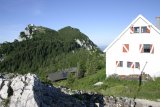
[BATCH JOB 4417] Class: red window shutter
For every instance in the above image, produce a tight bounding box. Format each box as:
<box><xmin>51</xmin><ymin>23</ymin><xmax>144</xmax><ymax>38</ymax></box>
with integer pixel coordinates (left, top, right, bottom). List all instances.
<box><xmin>123</xmin><ymin>44</ymin><xmax>129</xmax><ymax>52</ymax></box>
<box><xmin>132</xmin><ymin>64</ymin><xmax>134</xmax><ymax>68</ymax></box>
<box><xmin>130</xmin><ymin>26</ymin><xmax>134</xmax><ymax>34</ymax></box>
<box><xmin>139</xmin><ymin>44</ymin><xmax>144</xmax><ymax>53</ymax></box>
<box><xmin>123</xmin><ymin>47</ymin><xmax>127</xmax><ymax>52</ymax></box>
<box><xmin>131</xmin><ymin>62</ymin><xmax>134</xmax><ymax>68</ymax></box>
<box><xmin>116</xmin><ymin>61</ymin><xmax>119</xmax><ymax>67</ymax></box>
<box><xmin>146</xmin><ymin>25</ymin><xmax>150</xmax><ymax>33</ymax></box>
<box><xmin>125</xmin><ymin>44</ymin><xmax>129</xmax><ymax>51</ymax></box>
<box><xmin>150</xmin><ymin>44</ymin><xmax>154</xmax><ymax>54</ymax></box>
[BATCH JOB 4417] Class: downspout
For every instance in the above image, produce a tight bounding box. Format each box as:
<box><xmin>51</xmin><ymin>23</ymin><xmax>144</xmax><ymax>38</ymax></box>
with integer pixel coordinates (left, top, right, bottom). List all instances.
<box><xmin>139</xmin><ymin>61</ymin><xmax>147</xmax><ymax>86</ymax></box>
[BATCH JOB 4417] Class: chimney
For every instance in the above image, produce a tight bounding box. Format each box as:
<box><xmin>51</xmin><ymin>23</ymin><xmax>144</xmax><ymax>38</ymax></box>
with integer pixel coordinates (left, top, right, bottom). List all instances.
<box><xmin>156</xmin><ymin>16</ymin><xmax>160</xmax><ymax>30</ymax></box>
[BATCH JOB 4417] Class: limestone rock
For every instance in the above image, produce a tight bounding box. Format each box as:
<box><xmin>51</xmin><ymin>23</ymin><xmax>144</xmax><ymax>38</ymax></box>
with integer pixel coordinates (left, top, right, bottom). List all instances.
<box><xmin>94</xmin><ymin>82</ymin><xmax>103</xmax><ymax>86</ymax></box>
<box><xmin>0</xmin><ymin>80</ymin><xmax>10</xmax><ymax>99</ymax></box>
<box><xmin>9</xmin><ymin>74</ymin><xmax>38</xmax><ymax>107</ymax></box>
<box><xmin>0</xmin><ymin>73</ymin><xmax>84</xmax><ymax>107</ymax></box>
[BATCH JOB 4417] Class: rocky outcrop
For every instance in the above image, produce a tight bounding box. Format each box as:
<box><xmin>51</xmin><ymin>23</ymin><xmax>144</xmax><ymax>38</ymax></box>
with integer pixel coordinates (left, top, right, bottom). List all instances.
<box><xmin>60</xmin><ymin>86</ymin><xmax>104</xmax><ymax>107</ymax></box>
<box><xmin>0</xmin><ymin>73</ymin><xmax>83</xmax><ymax>107</ymax></box>
<box><xmin>0</xmin><ymin>73</ymin><xmax>159</xmax><ymax>107</ymax></box>
<box><xmin>58</xmin><ymin>86</ymin><xmax>135</xmax><ymax>107</ymax></box>
<box><xmin>59</xmin><ymin>86</ymin><xmax>160</xmax><ymax>107</ymax></box>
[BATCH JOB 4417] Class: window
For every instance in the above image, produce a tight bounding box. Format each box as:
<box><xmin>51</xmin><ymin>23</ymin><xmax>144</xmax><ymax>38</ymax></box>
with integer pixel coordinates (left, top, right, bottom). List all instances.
<box><xmin>143</xmin><ymin>44</ymin><xmax>150</xmax><ymax>53</ymax></box>
<box><xmin>141</xmin><ymin>26</ymin><xmax>150</xmax><ymax>33</ymax></box>
<box><xmin>134</xmin><ymin>27</ymin><xmax>140</xmax><ymax>33</ymax></box>
<box><xmin>127</xmin><ymin>62</ymin><xmax>134</xmax><ymax>68</ymax></box>
<box><xmin>116</xmin><ymin>61</ymin><xmax>123</xmax><ymax>67</ymax></box>
<box><xmin>141</xmin><ymin>26</ymin><xmax>147</xmax><ymax>33</ymax></box>
<box><xmin>127</xmin><ymin>62</ymin><xmax>132</xmax><ymax>68</ymax></box>
<box><xmin>135</xmin><ymin>62</ymin><xmax>140</xmax><ymax>69</ymax></box>
<box><xmin>119</xmin><ymin>61</ymin><xmax>123</xmax><ymax>67</ymax></box>
<box><xmin>127</xmin><ymin>62</ymin><xmax>140</xmax><ymax>69</ymax></box>
<box><xmin>139</xmin><ymin>44</ymin><xmax>154</xmax><ymax>53</ymax></box>
<box><xmin>130</xmin><ymin>26</ymin><xmax>150</xmax><ymax>34</ymax></box>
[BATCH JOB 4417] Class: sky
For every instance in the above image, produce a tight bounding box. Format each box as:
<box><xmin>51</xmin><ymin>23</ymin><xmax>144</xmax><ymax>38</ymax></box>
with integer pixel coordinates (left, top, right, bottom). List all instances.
<box><xmin>0</xmin><ymin>0</ymin><xmax>160</xmax><ymax>47</ymax></box>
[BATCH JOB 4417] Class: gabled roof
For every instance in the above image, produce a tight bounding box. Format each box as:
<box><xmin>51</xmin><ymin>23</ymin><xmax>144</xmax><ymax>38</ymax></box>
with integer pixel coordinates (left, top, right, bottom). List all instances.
<box><xmin>103</xmin><ymin>14</ymin><xmax>160</xmax><ymax>52</ymax></box>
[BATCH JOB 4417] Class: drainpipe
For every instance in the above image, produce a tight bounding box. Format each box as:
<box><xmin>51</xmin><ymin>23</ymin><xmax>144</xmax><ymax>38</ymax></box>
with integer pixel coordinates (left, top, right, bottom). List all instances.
<box><xmin>139</xmin><ymin>61</ymin><xmax>147</xmax><ymax>86</ymax></box>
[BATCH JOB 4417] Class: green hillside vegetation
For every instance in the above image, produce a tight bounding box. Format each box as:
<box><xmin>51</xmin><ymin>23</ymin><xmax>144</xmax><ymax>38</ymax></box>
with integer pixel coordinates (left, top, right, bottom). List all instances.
<box><xmin>55</xmin><ymin>69</ymin><xmax>160</xmax><ymax>100</ymax></box>
<box><xmin>0</xmin><ymin>24</ymin><xmax>104</xmax><ymax>80</ymax></box>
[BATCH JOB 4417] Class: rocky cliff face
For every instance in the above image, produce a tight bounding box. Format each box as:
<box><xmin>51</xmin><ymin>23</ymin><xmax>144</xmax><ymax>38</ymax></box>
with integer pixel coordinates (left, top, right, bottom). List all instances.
<box><xmin>0</xmin><ymin>73</ymin><xmax>83</xmax><ymax>107</ymax></box>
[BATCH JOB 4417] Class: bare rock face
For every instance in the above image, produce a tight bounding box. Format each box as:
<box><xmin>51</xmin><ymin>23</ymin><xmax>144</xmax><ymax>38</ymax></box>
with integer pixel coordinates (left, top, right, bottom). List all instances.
<box><xmin>9</xmin><ymin>74</ymin><xmax>38</xmax><ymax>107</ymax></box>
<box><xmin>0</xmin><ymin>73</ymin><xmax>84</xmax><ymax>107</ymax></box>
<box><xmin>0</xmin><ymin>80</ymin><xmax>10</xmax><ymax>99</ymax></box>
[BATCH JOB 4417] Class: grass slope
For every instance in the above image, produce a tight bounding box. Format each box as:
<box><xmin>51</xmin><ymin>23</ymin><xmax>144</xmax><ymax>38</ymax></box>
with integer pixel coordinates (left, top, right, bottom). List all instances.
<box><xmin>55</xmin><ymin>69</ymin><xmax>160</xmax><ymax>100</ymax></box>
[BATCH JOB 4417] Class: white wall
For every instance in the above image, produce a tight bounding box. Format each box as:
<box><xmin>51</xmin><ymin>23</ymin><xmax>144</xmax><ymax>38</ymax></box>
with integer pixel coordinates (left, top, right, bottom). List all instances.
<box><xmin>106</xmin><ymin>17</ymin><xmax>160</xmax><ymax>77</ymax></box>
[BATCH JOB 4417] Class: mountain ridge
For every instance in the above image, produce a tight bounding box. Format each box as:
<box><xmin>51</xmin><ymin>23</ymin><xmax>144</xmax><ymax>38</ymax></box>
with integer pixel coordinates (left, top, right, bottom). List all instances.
<box><xmin>0</xmin><ymin>24</ymin><xmax>104</xmax><ymax>80</ymax></box>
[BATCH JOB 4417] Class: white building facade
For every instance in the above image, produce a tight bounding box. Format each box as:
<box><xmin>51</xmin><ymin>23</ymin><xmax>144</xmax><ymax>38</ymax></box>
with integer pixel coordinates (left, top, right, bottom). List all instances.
<box><xmin>104</xmin><ymin>15</ymin><xmax>160</xmax><ymax>77</ymax></box>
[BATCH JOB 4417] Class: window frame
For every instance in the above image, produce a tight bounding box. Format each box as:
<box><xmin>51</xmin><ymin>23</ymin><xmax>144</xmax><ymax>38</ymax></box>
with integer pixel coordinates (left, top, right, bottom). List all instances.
<box><xmin>127</xmin><ymin>62</ymin><xmax>132</xmax><ymax>68</ymax></box>
<box><xmin>134</xmin><ymin>27</ymin><xmax>140</xmax><ymax>33</ymax></box>
<box><xmin>116</xmin><ymin>61</ymin><xmax>123</xmax><ymax>67</ymax></box>
<box><xmin>141</xmin><ymin>26</ymin><xmax>147</xmax><ymax>33</ymax></box>
<box><xmin>135</xmin><ymin>62</ymin><xmax>140</xmax><ymax>69</ymax></box>
<box><xmin>143</xmin><ymin>44</ymin><xmax>151</xmax><ymax>53</ymax></box>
